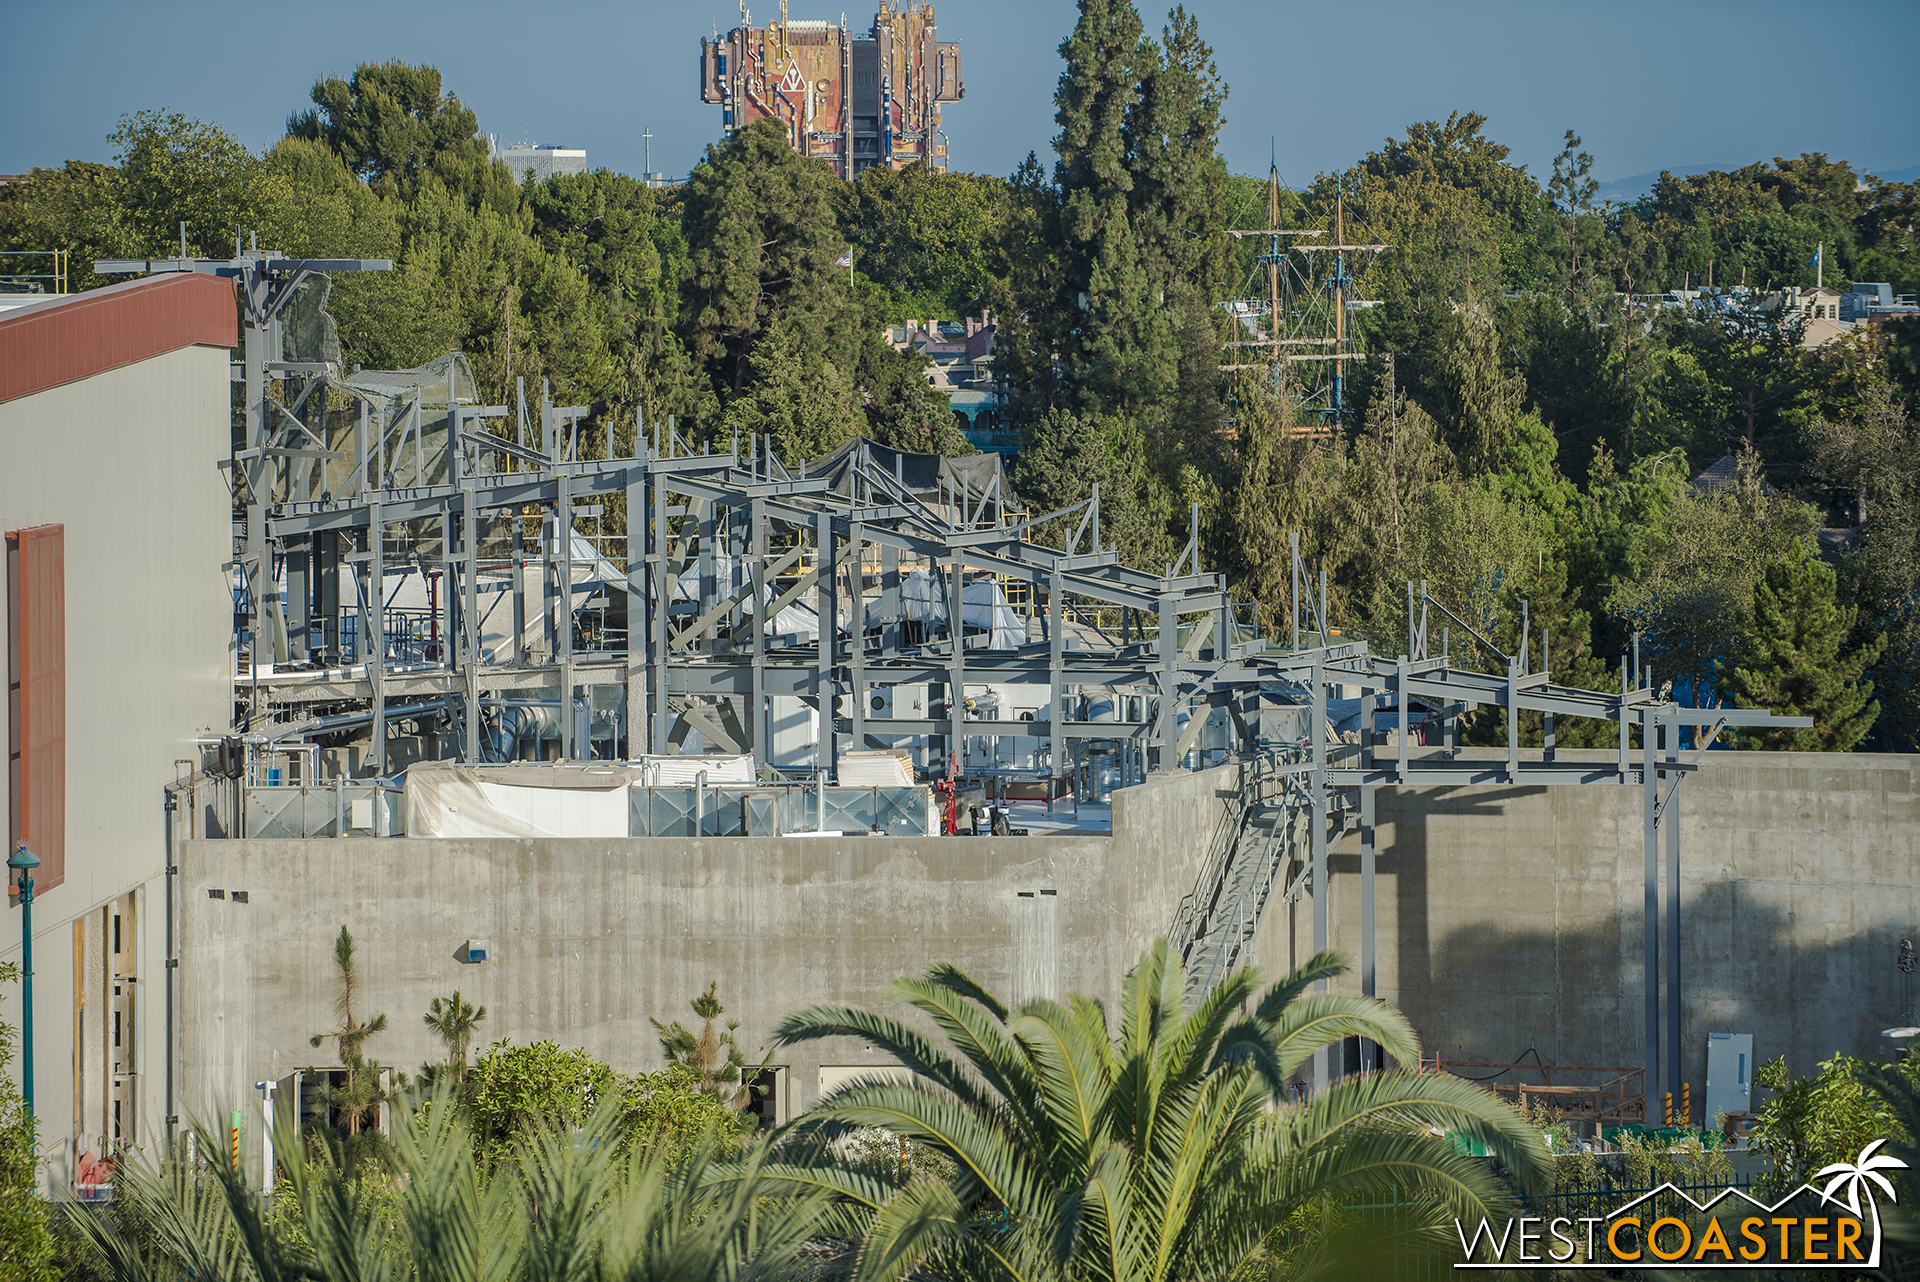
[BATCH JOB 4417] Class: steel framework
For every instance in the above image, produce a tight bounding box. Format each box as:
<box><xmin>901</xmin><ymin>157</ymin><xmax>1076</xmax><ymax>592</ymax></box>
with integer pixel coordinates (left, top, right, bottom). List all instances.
<box><xmin>103</xmin><ymin>245</ymin><xmax>1811</xmax><ymax>1115</ymax></box>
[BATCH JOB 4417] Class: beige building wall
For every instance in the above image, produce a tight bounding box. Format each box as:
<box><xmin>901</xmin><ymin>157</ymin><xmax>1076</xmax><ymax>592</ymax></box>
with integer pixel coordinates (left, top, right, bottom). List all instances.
<box><xmin>0</xmin><ymin>343</ymin><xmax>233</xmax><ymax>1190</ymax></box>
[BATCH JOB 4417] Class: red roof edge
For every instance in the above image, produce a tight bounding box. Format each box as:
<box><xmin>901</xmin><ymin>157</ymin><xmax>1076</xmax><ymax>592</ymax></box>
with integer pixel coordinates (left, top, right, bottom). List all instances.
<box><xmin>0</xmin><ymin>273</ymin><xmax>239</xmax><ymax>406</ymax></box>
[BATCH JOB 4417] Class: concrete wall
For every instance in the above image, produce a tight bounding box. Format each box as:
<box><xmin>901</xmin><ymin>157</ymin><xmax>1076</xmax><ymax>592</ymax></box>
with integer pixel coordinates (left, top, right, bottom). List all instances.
<box><xmin>0</xmin><ymin>344</ymin><xmax>234</xmax><ymax>1185</ymax></box>
<box><xmin>179</xmin><ymin>747</ymin><xmax>1920</xmax><ymax>1145</ymax></box>
<box><xmin>177</xmin><ymin>763</ymin><xmax>1237</xmax><ymax>1134</ymax></box>
<box><xmin>1255</xmin><ymin>749</ymin><xmax>1920</xmax><ymax>1108</ymax></box>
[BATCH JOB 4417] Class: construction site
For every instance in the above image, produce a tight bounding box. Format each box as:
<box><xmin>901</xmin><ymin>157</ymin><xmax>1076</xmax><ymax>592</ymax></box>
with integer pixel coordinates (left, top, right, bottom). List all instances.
<box><xmin>2</xmin><ymin>236</ymin><xmax>1918</xmax><ymax>1197</ymax></box>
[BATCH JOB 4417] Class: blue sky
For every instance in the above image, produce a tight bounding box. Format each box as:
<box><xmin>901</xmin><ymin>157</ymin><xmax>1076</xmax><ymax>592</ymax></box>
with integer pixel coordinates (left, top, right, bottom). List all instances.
<box><xmin>4</xmin><ymin>0</ymin><xmax>1915</xmax><ymax>188</ymax></box>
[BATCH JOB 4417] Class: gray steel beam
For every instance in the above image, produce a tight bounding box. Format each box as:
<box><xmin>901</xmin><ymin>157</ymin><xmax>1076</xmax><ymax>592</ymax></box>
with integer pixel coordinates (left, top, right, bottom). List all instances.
<box><xmin>1644</xmin><ymin>719</ymin><xmax>1659</xmax><ymax>1121</ymax></box>
<box><xmin>1311</xmin><ymin>652</ymin><xmax>1328</xmax><ymax>1094</ymax></box>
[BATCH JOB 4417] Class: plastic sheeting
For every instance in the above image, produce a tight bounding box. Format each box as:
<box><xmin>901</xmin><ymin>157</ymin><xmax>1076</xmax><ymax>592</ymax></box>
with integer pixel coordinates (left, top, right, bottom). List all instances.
<box><xmin>899</xmin><ymin>569</ymin><xmax>1026</xmax><ymax>649</ymax></box>
<box><xmin>635</xmin><ymin>754</ymin><xmax>756</xmax><ymax>786</ymax></box>
<box><xmin>407</xmin><ymin>763</ymin><xmax>638</xmax><ymax>838</ymax></box>
<box><xmin>836</xmin><ymin>749</ymin><xmax>915</xmax><ymax>788</ymax></box>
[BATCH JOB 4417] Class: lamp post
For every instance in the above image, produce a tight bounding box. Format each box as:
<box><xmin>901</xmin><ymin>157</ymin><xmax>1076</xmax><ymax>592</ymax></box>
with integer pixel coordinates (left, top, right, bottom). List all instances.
<box><xmin>8</xmin><ymin>843</ymin><xmax>39</xmax><ymax>1116</ymax></box>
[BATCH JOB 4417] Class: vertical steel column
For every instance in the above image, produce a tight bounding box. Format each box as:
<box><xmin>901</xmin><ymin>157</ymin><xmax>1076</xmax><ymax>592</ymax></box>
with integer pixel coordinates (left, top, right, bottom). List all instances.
<box><xmin>1361</xmin><ymin>784</ymin><xmax>1376</xmax><ymax>1071</ymax></box>
<box><xmin>559</xmin><ymin>467</ymin><xmax>576</xmax><ymax>759</ymax></box>
<box><xmin>949</xmin><ymin>558</ymin><xmax>966</xmax><ymax>778</ymax></box>
<box><xmin>651</xmin><ymin>465</ymin><xmax>669</xmax><ymax>752</ymax></box>
<box><xmin>1643</xmin><ymin>709</ymin><xmax>1659</xmax><ymax>1119</ymax></box>
<box><xmin>1396</xmin><ymin>656</ymin><xmax>1409</xmax><ymax>782</ymax></box>
<box><xmin>368</xmin><ymin>498</ymin><xmax>386</xmax><ymax>773</ymax></box>
<box><xmin>439</xmin><ymin>503</ymin><xmax>454</xmax><ymax>670</ymax></box>
<box><xmin>1049</xmin><ymin>569</ymin><xmax>1065</xmax><ymax>787</ymax></box>
<box><xmin>1360</xmin><ymin>670</ymin><xmax>1378</xmax><ymax>1074</ymax></box>
<box><xmin>626</xmin><ymin>465</ymin><xmax>648</xmax><ymax>761</ymax></box>
<box><xmin>1666</xmin><ymin>715</ymin><xmax>1682</xmax><ymax>1114</ymax></box>
<box><xmin>850</xmin><ymin>522</ymin><xmax>866</xmax><ymax>752</ymax></box>
<box><xmin>751</xmin><ymin>498</ymin><xmax>768</xmax><ymax>765</ymax></box>
<box><xmin>511</xmin><ymin>517</ymin><xmax>525</xmax><ymax>668</ymax></box>
<box><xmin>286</xmin><ymin>541</ymin><xmax>309</xmax><ymax>663</ymax></box>
<box><xmin>815</xmin><ymin>512</ymin><xmax>835</xmax><ymax>781</ymax></box>
<box><xmin>1155</xmin><ymin>588</ymin><xmax>1176</xmax><ymax>773</ymax></box>
<box><xmin>1506</xmin><ymin>659</ymin><xmax>1520</xmax><ymax>784</ymax></box>
<box><xmin>1311</xmin><ymin>652</ymin><xmax>1328</xmax><ymax>1093</ymax></box>
<box><xmin>462</xmin><ymin>482</ymin><xmax>479</xmax><ymax>763</ymax></box>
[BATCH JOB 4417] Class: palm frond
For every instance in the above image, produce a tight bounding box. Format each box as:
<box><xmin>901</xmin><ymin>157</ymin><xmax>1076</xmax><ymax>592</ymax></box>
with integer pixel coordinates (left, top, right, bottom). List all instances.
<box><xmin>1254</xmin><ymin>949</ymin><xmax>1349</xmax><ymax>1023</ymax></box>
<box><xmin>1265</xmin><ymin>992</ymin><xmax>1420</xmax><ymax>1075</ymax></box>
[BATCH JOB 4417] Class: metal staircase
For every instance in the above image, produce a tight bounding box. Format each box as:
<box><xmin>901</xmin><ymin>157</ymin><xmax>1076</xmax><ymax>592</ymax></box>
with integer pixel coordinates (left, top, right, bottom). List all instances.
<box><xmin>1170</xmin><ymin>750</ymin><xmax>1317</xmax><ymax>1005</ymax></box>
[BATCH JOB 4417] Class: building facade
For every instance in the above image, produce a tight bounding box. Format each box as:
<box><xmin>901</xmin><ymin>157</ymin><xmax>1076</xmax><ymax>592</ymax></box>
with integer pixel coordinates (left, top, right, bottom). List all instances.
<box><xmin>1</xmin><ymin>274</ymin><xmax>236</xmax><ymax>1194</ymax></box>
<box><xmin>490</xmin><ymin>138</ymin><xmax>588</xmax><ymax>182</ymax></box>
<box><xmin>700</xmin><ymin>1</ymin><xmax>964</xmax><ymax>177</ymax></box>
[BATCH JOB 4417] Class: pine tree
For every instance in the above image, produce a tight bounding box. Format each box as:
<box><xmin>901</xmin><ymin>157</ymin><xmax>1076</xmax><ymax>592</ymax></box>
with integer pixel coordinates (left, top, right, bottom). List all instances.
<box><xmin>1050</xmin><ymin>0</ymin><xmax>1170</xmax><ymax>416</ymax></box>
<box><xmin>1721</xmin><ymin>555</ymin><xmax>1886</xmax><ymax>751</ymax></box>
<box><xmin>651</xmin><ymin>982</ymin><xmax>763</xmax><ymax>1109</ymax></box>
<box><xmin>679</xmin><ymin>118</ymin><xmax>853</xmax><ymax>410</ymax></box>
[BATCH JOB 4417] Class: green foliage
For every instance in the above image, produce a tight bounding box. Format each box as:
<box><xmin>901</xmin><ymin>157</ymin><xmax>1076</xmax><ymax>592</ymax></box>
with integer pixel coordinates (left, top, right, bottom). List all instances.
<box><xmin>650</xmin><ymin>981</ymin><xmax>759</xmax><ymax>1110</ymax></box>
<box><xmin>463</xmin><ymin>1039</ymin><xmax>618</xmax><ymax>1163</ymax></box>
<box><xmin>834</xmin><ymin>162</ymin><xmax>1005</xmax><ymax>319</ymax></box>
<box><xmin>1752</xmin><ymin>1051</ymin><xmax>1920</xmax><ymax>1195</ymax></box>
<box><xmin>423</xmin><ymin>988</ymin><xmax>487</xmax><ymax>1080</ymax></box>
<box><xmin>287</xmin><ymin>59</ymin><xmax>513</xmax><ymax>213</ymax></box>
<box><xmin>0</xmin><ymin>964</ymin><xmax>52</xmax><ymax>1282</ymax></box>
<box><xmin>1609</xmin><ymin>451</ymin><xmax>1819</xmax><ymax>705</ymax></box>
<box><xmin>63</xmin><ymin>1092</ymin><xmax>825</xmax><ymax>1282</ymax></box>
<box><xmin>621</xmin><ymin>1065</ymin><xmax>755</xmax><ymax>1158</ymax></box>
<box><xmin>1721</xmin><ymin>553</ymin><xmax>1886</xmax><ymax>750</ymax></box>
<box><xmin>678</xmin><ymin>117</ymin><xmax>854</xmax><ymax>408</ymax></box>
<box><xmin>768</xmin><ymin>940</ymin><xmax>1547</xmax><ymax>1279</ymax></box>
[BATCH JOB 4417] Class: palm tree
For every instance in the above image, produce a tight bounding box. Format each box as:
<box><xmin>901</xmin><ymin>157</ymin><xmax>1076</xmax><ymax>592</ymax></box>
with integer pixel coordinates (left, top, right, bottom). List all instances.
<box><xmin>65</xmin><ymin>1089</ymin><xmax>831</xmax><ymax>1282</ymax></box>
<box><xmin>765</xmin><ymin>940</ymin><xmax>1549</xmax><ymax>1281</ymax></box>
<box><xmin>425</xmin><ymin>988</ymin><xmax>488</xmax><ymax>1081</ymax></box>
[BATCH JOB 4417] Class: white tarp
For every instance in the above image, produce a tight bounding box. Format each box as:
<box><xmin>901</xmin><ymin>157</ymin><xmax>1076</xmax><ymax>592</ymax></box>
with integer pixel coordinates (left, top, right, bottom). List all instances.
<box><xmin>406</xmin><ymin>763</ymin><xmax>636</xmax><ymax>837</ymax></box>
<box><xmin>677</xmin><ymin>554</ymin><xmax>820</xmax><ymax>640</ymax></box>
<box><xmin>635</xmin><ymin>754</ymin><xmax>757</xmax><ymax>787</ymax></box>
<box><xmin>900</xmin><ymin>569</ymin><xmax>1025</xmax><ymax>649</ymax></box>
<box><xmin>836</xmin><ymin>749</ymin><xmax>916</xmax><ymax>788</ymax></box>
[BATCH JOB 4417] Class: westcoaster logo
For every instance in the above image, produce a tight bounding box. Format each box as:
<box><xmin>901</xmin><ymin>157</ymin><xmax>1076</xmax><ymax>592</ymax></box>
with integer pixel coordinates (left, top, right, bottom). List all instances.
<box><xmin>1453</xmin><ymin>1140</ymin><xmax>1907</xmax><ymax>1269</ymax></box>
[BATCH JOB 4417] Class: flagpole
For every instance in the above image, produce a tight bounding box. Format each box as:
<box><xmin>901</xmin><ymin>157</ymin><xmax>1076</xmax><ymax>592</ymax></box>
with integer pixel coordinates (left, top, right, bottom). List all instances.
<box><xmin>1817</xmin><ymin>242</ymin><xmax>1823</xmax><ymax>290</ymax></box>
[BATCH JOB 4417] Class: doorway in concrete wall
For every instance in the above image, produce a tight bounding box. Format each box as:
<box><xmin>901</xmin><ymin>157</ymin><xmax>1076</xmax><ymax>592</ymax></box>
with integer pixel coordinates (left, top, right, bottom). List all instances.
<box><xmin>746</xmin><ymin>1066</ymin><xmax>790</xmax><ymax>1130</ymax></box>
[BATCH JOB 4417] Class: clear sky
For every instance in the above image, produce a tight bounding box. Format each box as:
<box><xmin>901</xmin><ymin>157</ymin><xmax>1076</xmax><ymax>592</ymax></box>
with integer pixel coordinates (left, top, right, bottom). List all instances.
<box><xmin>3</xmin><ymin>0</ymin><xmax>1915</xmax><ymax>189</ymax></box>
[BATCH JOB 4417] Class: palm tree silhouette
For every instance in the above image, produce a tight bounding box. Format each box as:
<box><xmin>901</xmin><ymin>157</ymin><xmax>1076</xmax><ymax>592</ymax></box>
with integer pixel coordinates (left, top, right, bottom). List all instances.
<box><xmin>1816</xmin><ymin>1138</ymin><xmax>1907</xmax><ymax>1219</ymax></box>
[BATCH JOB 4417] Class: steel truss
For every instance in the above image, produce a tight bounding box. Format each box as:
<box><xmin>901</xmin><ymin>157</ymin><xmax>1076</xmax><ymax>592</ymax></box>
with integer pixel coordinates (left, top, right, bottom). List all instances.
<box><xmin>105</xmin><ymin>246</ymin><xmax>1810</xmax><ymax>1118</ymax></box>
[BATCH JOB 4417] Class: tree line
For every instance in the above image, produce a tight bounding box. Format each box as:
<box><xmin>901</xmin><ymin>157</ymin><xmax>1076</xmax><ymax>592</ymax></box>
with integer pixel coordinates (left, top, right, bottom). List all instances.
<box><xmin>1</xmin><ymin>2</ymin><xmax>1915</xmax><ymax>748</ymax></box>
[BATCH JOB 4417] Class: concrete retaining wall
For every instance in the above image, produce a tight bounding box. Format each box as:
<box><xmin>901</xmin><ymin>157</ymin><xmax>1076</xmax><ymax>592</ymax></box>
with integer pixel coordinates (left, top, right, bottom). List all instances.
<box><xmin>178</xmin><ymin>763</ymin><xmax>1237</xmax><ymax>1124</ymax></box>
<box><xmin>181</xmin><ymin>749</ymin><xmax>1920</xmax><ymax>1137</ymax></box>
<box><xmin>1256</xmin><ymin>749</ymin><xmax>1920</xmax><ymax>1103</ymax></box>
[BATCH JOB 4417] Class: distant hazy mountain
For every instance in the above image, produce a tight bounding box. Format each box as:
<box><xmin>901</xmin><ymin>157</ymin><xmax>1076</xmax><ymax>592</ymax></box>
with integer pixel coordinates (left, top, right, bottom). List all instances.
<box><xmin>1594</xmin><ymin>162</ymin><xmax>1920</xmax><ymax>207</ymax></box>
<box><xmin>1593</xmin><ymin>165</ymin><xmax>1724</xmax><ymax>206</ymax></box>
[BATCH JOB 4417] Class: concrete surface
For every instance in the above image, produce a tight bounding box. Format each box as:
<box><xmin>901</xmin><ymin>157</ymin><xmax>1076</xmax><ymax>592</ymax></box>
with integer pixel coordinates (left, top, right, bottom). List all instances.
<box><xmin>1257</xmin><ymin>749</ymin><xmax>1920</xmax><ymax>1111</ymax></box>
<box><xmin>179</xmin><ymin>748</ymin><xmax>1920</xmax><ymax>1150</ymax></box>
<box><xmin>178</xmin><ymin>762</ymin><xmax>1238</xmax><ymax>1135</ymax></box>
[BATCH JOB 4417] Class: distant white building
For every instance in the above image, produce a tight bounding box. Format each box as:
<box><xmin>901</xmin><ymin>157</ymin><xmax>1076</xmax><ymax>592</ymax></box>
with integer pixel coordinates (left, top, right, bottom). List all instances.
<box><xmin>489</xmin><ymin>136</ymin><xmax>588</xmax><ymax>182</ymax></box>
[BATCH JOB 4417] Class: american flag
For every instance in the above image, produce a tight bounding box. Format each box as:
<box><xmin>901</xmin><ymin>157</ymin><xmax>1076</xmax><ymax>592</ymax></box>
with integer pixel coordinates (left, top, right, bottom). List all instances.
<box><xmin>836</xmin><ymin>250</ymin><xmax>854</xmax><ymax>267</ymax></box>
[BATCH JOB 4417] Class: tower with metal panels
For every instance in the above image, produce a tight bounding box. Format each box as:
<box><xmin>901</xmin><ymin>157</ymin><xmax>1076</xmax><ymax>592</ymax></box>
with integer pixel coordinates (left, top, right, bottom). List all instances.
<box><xmin>700</xmin><ymin>0</ymin><xmax>964</xmax><ymax>177</ymax></box>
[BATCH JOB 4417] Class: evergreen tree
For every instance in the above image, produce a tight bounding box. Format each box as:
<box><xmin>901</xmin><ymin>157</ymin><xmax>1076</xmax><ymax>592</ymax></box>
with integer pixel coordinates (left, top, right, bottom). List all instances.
<box><xmin>679</xmin><ymin>118</ymin><xmax>854</xmax><ymax>412</ymax></box>
<box><xmin>720</xmin><ymin>320</ymin><xmax>862</xmax><ymax>463</ymax></box>
<box><xmin>1721</xmin><ymin>555</ymin><xmax>1886</xmax><ymax>751</ymax></box>
<box><xmin>1428</xmin><ymin>306</ymin><xmax>1527</xmax><ymax>473</ymax></box>
<box><xmin>287</xmin><ymin>61</ymin><xmax>514</xmax><ymax>213</ymax></box>
<box><xmin>1050</xmin><ymin>0</ymin><xmax>1169</xmax><ymax>416</ymax></box>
